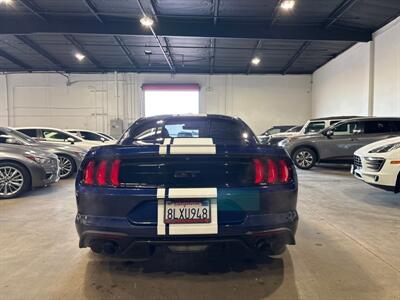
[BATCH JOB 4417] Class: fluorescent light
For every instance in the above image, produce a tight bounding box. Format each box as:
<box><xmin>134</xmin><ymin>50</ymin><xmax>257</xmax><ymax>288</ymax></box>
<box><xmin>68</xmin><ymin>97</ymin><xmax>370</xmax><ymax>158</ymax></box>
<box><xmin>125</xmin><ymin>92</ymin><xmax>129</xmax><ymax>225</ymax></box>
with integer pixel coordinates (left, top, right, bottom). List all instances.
<box><xmin>0</xmin><ymin>0</ymin><xmax>13</xmax><ymax>4</ymax></box>
<box><xmin>281</xmin><ymin>0</ymin><xmax>296</xmax><ymax>10</ymax></box>
<box><xmin>251</xmin><ymin>57</ymin><xmax>261</xmax><ymax>66</ymax></box>
<box><xmin>74</xmin><ymin>53</ymin><xmax>85</xmax><ymax>61</ymax></box>
<box><xmin>140</xmin><ymin>16</ymin><xmax>154</xmax><ymax>27</ymax></box>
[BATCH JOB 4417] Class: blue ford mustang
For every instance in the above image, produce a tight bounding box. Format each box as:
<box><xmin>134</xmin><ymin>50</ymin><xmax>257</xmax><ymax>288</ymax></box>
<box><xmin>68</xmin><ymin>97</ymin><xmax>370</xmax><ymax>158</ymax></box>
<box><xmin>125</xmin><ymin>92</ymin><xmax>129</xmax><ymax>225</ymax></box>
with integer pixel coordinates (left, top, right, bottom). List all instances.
<box><xmin>75</xmin><ymin>115</ymin><xmax>298</xmax><ymax>257</ymax></box>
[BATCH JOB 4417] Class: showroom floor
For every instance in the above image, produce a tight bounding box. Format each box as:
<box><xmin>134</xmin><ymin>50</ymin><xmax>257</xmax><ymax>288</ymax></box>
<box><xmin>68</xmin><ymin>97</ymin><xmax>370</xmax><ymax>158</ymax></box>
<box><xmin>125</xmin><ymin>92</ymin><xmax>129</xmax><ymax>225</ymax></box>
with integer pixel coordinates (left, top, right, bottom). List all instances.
<box><xmin>1</xmin><ymin>166</ymin><xmax>399</xmax><ymax>300</ymax></box>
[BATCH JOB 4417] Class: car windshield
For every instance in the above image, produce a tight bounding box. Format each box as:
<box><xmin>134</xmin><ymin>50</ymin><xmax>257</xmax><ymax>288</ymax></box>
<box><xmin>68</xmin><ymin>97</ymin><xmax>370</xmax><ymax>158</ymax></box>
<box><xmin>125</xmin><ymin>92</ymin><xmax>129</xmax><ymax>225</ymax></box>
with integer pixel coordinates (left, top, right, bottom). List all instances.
<box><xmin>287</xmin><ymin>126</ymin><xmax>302</xmax><ymax>133</ymax></box>
<box><xmin>5</xmin><ymin>128</ymin><xmax>38</xmax><ymax>144</ymax></box>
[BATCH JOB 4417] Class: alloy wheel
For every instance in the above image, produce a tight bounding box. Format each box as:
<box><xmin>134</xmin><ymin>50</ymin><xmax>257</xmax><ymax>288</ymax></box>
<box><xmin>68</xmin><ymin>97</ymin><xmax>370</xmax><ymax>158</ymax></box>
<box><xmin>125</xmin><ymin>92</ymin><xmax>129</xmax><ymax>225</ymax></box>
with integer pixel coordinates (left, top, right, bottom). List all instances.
<box><xmin>59</xmin><ymin>156</ymin><xmax>73</xmax><ymax>178</ymax></box>
<box><xmin>0</xmin><ymin>166</ymin><xmax>24</xmax><ymax>197</ymax></box>
<box><xmin>295</xmin><ymin>151</ymin><xmax>314</xmax><ymax>168</ymax></box>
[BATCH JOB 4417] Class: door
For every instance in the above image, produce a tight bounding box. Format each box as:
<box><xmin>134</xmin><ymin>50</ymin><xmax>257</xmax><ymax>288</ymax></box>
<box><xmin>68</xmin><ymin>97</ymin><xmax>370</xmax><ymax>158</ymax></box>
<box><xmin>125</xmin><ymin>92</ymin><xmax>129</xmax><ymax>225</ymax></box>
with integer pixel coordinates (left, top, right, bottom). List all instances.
<box><xmin>318</xmin><ymin>121</ymin><xmax>365</xmax><ymax>161</ymax></box>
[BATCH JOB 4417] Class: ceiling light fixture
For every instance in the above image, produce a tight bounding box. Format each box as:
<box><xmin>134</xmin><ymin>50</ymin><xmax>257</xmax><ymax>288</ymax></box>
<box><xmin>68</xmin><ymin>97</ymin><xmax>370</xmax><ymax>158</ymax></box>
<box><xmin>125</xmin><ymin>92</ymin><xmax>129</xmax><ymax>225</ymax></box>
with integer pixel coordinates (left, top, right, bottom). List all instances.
<box><xmin>75</xmin><ymin>52</ymin><xmax>85</xmax><ymax>61</ymax></box>
<box><xmin>0</xmin><ymin>0</ymin><xmax>13</xmax><ymax>4</ymax></box>
<box><xmin>280</xmin><ymin>0</ymin><xmax>296</xmax><ymax>10</ymax></box>
<box><xmin>251</xmin><ymin>57</ymin><xmax>261</xmax><ymax>66</ymax></box>
<box><xmin>140</xmin><ymin>16</ymin><xmax>154</xmax><ymax>27</ymax></box>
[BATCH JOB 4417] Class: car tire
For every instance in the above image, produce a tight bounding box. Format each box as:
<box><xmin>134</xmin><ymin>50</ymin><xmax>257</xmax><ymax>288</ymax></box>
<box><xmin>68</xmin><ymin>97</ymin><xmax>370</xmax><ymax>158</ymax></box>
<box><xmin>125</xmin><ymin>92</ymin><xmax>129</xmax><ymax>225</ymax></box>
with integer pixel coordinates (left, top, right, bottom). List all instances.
<box><xmin>292</xmin><ymin>147</ymin><xmax>317</xmax><ymax>170</ymax></box>
<box><xmin>58</xmin><ymin>155</ymin><xmax>75</xmax><ymax>179</ymax></box>
<box><xmin>0</xmin><ymin>162</ymin><xmax>30</xmax><ymax>199</ymax></box>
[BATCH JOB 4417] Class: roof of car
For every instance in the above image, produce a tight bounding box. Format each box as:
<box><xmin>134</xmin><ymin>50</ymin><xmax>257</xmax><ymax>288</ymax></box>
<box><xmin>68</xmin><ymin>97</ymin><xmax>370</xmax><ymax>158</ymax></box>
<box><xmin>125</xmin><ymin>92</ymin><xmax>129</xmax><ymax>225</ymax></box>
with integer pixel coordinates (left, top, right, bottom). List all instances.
<box><xmin>137</xmin><ymin>114</ymin><xmax>241</xmax><ymax>123</ymax></box>
<box><xmin>310</xmin><ymin>116</ymin><xmax>364</xmax><ymax>121</ymax></box>
<box><xmin>336</xmin><ymin>117</ymin><xmax>400</xmax><ymax>121</ymax></box>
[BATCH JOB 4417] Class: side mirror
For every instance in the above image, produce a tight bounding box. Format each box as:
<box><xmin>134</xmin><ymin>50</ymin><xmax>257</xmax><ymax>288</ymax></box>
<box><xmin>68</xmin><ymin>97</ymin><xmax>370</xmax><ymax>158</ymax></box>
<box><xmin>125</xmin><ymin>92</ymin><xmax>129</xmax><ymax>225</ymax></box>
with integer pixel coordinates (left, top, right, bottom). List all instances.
<box><xmin>353</xmin><ymin>129</ymin><xmax>362</xmax><ymax>135</ymax></box>
<box><xmin>66</xmin><ymin>137</ymin><xmax>75</xmax><ymax>144</ymax></box>
<box><xmin>100</xmin><ymin>137</ymin><xmax>106</xmax><ymax>142</ymax></box>
<box><xmin>325</xmin><ymin>130</ymin><xmax>334</xmax><ymax>137</ymax></box>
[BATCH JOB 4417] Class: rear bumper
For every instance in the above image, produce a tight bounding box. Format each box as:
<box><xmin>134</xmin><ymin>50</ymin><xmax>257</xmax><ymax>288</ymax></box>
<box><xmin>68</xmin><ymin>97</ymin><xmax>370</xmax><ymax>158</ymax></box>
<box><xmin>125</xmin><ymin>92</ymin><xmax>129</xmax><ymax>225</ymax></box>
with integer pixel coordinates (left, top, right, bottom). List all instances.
<box><xmin>75</xmin><ymin>183</ymin><xmax>298</xmax><ymax>254</ymax></box>
<box><xmin>76</xmin><ymin>210</ymin><xmax>298</xmax><ymax>254</ymax></box>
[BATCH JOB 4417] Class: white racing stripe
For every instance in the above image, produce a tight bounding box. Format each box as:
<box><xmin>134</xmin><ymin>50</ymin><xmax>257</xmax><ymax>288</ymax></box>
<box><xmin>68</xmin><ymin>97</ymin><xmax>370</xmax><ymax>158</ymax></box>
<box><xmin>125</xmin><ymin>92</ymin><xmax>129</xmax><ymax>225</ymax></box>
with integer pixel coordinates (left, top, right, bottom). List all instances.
<box><xmin>158</xmin><ymin>138</ymin><xmax>216</xmax><ymax>155</ymax></box>
<box><xmin>168</xmin><ymin>187</ymin><xmax>217</xmax><ymax>199</ymax></box>
<box><xmin>157</xmin><ymin>188</ymin><xmax>166</xmax><ymax>235</ymax></box>
<box><xmin>156</xmin><ymin>187</ymin><xmax>218</xmax><ymax>235</ymax></box>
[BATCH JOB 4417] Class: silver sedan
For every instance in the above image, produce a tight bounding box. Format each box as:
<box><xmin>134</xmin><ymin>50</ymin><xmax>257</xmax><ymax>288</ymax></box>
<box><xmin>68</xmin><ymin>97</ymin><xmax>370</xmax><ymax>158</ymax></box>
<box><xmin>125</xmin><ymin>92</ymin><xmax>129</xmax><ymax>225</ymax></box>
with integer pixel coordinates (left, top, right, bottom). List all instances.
<box><xmin>0</xmin><ymin>127</ymin><xmax>87</xmax><ymax>179</ymax></box>
<box><xmin>0</xmin><ymin>144</ymin><xmax>60</xmax><ymax>199</ymax></box>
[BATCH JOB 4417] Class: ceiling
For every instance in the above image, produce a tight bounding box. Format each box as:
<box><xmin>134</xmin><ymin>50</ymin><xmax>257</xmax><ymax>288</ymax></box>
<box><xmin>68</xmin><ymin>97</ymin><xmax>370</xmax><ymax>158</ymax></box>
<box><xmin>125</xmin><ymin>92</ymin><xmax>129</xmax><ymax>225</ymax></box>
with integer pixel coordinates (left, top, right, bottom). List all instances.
<box><xmin>0</xmin><ymin>0</ymin><xmax>399</xmax><ymax>74</ymax></box>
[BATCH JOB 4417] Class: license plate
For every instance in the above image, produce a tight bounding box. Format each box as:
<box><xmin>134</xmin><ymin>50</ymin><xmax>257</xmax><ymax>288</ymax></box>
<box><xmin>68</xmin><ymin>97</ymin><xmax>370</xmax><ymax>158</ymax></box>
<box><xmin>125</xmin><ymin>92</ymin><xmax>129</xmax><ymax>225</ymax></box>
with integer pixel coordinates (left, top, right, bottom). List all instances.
<box><xmin>164</xmin><ymin>199</ymin><xmax>211</xmax><ymax>224</ymax></box>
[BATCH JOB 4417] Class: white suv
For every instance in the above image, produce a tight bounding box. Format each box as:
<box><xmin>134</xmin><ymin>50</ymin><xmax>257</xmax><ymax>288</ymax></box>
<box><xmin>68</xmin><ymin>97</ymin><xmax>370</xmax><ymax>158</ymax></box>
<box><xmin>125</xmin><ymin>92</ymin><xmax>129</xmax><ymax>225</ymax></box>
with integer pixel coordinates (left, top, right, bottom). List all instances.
<box><xmin>353</xmin><ymin>136</ymin><xmax>400</xmax><ymax>193</ymax></box>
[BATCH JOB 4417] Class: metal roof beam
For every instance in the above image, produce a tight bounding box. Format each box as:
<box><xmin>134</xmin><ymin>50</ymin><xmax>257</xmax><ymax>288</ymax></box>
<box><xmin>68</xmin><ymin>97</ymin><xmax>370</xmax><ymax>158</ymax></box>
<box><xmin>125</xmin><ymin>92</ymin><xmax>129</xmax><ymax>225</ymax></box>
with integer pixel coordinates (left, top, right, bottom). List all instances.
<box><xmin>324</xmin><ymin>0</ymin><xmax>359</xmax><ymax>28</ymax></box>
<box><xmin>1</xmin><ymin>18</ymin><xmax>372</xmax><ymax>42</ymax></box>
<box><xmin>18</xmin><ymin>0</ymin><xmax>47</xmax><ymax>22</ymax></box>
<box><xmin>247</xmin><ymin>40</ymin><xmax>262</xmax><ymax>74</ymax></box>
<box><xmin>82</xmin><ymin>0</ymin><xmax>105</xmax><ymax>23</ymax></box>
<box><xmin>136</xmin><ymin>0</ymin><xmax>175</xmax><ymax>72</ymax></box>
<box><xmin>15</xmin><ymin>35</ymin><xmax>66</xmax><ymax>68</ymax></box>
<box><xmin>114</xmin><ymin>35</ymin><xmax>139</xmax><ymax>69</ymax></box>
<box><xmin>213</xmin><ymin>0</ymin><xmax>220</xmax><ymax>25</ymax></box>
<box><xmin>209</xmin><ymin>38</ymin><xmax>216</xmax><ymax>74</ymax></box>
<box><xmin>281</xmin><ymin>41</ymin><xmax>311</xmax><ymax>74</ymax></box>
<box><xmin>269</xmin><ymin>0</ymin><xmax>283</xmax><ymax>27</ymax></box>
<box><xmin>0</xmin><ymin>48</ymin><xmax>32</xmax><ymax>69</ymax></box>
<box><xmin>63</xmin><ymin>34</ymin><xmax>104</xmax><ymax>69</ymax></box>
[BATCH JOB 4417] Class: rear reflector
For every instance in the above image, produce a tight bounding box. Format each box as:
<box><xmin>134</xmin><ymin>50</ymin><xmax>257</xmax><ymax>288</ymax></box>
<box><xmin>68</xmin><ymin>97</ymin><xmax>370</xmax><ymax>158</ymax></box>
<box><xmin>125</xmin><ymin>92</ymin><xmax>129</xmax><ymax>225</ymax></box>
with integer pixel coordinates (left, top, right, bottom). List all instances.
<box><xmin>253</xmin><ymin>159</ymin><xmax>265</xmax><ymax>184</ymax></box>
<box><xmin>110</xmin><ymin>159</ymin><xmax>121</xmax><ymax>186</ymax></box>
<box><xmin>266</xmin><ymin>159</ymin><xmax>278</xmax><ymax>184</ymax></box>
<box><xmin>96</xmin><ymin>160</ymin><xmax>108</xmax><ymax>186</ymax></box>
<box><xmin>83</xmin><ymin>160</ymin><xmax>95</xmax><ymax>185</ymax></box>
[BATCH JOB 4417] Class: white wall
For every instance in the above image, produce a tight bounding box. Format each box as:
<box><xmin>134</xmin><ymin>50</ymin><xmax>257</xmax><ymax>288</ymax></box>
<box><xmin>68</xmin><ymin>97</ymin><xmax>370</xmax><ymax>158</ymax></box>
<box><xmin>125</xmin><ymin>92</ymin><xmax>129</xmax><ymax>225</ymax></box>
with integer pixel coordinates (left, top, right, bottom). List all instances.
<box><xmin>0</xmin><ymin>72</ymin><xmax>312</xmax><ymax>135</ymax></box>
<box><xmin>311</xmin><ymin>43</ymin><xmax>371</xmax><ymax>117</ymax></box>
<box><xmin>312</xmin><ymin>17</ymin><xmax>400</xmax><ymax>118</ymax></box>
<box><xmin>373</xmin><ymin>18</ymin><xmax>400</xmax><ymax>116</ymax></box>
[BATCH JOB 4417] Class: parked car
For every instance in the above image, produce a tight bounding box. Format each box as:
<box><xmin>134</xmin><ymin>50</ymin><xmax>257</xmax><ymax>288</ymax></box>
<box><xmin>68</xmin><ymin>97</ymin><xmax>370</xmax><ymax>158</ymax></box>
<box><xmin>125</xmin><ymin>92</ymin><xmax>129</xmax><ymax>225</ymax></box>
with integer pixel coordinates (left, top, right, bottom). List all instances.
<box><xmin>15</xmin><ymin>127</ymin><xmax>102</xmax><ymax>150</ymax></box>
<box><xmin>261</xmin><ymin>125</ymin><xmax>298</xmax><ymax>136</ymax></box>
<box><xmin>267</xmin><ymin>116</ymin><xmax>362</xmax><ymax>146</ymax></box>
<box><xmin>0</xmin><ymin>143</ymin><xmax>59</xmax><ymax>199</ymax></box>
<box><xmin>262</xmin><ymin>125</ymin><xmax>303</xmax><ymax>145</ymax></box>
<box><xmin>66</xmin><ymin>129</ymin><xmax>116</xmax><ymax>143</ymax></box>
<box><xmin>353</xmin><ymin>136</ymin><xmax>400</xmax><ymax>193</ymax></box>
<box><xmin>0</xmin><ymin>127</ymin><xmax>86</xmax><ymax>179</ymax></box>
<box><xmin>97</xmin><ymin>132</ymin><xmax>117</xmax><ymax>141</ymax></box>
<box><xmin>281</xmin><ymin>117</ymin><xmax>400</xmax><ymax>170</ymax></box>
<box><xmin>75</xmin><ymin>114</ymin><xmax>298</xmax><ymax>258</ymax></box>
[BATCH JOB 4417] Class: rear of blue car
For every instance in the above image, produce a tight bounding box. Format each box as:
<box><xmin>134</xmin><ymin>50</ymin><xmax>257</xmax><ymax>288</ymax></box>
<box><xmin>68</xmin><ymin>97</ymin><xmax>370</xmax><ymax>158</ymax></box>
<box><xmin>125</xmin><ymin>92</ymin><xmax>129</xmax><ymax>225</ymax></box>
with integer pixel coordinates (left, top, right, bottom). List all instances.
<box><xmin>75</xmin><ymin>115</ymin><xmax>298</xmax><ymax>257</ymax></box>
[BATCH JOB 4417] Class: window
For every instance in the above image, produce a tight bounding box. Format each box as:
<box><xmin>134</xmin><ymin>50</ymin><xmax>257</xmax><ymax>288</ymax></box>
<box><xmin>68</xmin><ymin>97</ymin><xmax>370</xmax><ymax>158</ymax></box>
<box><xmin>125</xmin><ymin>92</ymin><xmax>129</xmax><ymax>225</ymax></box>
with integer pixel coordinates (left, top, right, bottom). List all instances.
<box><xmin>129</xmin><ymin>121</ymin><xmax>162</xmax><ymax>142</ymax></box>
<box><xmin>305</xmin><ymin>122</ymin><xmax>325</xmax><ymax>133</ymax></box>
<box><xmin>332</xmin><ymin>122</ymin><xmax>363</xmax><ymax>136</ymax></box>
<box><xmin>164</xmin><ymin>119</ymin><xmax>208</xmax><ymax>138</ymax></box>
<box><xmin>210</xmin><ymin>119</ymin><xmax>247</xmax><ymax>142</ymax></box>
<box><xmin>364</xmin><ymin>121</ymin><xmax>391</xmax><ymax>134</ymax></box>
<box><xmin>80</xmin><ymin>131</ymin><xmax>105</xmax><ymax>141</ymax></box>
<box><xmin>143</xmin><ymin>84</ymin><xmax>200</xmax><ymax>117</ymax></box>
<box><xmin>17</xmin><ymin>129</ymin><xmax>37</xmax><ymax>138</ymax></box>
<box><xmin>42</xmin><ymin>130</ymin><xmax>79</xmax><ymax>142</ymax></box>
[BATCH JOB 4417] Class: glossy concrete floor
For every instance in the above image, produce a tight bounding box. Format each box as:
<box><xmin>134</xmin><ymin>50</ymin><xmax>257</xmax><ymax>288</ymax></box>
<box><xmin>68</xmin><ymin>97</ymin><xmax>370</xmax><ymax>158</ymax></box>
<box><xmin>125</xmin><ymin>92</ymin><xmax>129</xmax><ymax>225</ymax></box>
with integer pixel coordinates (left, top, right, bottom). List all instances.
<box><xmin>1</xmin><ymin>166</ymin><xmax>399</xmax><ymax>300</ymax></box>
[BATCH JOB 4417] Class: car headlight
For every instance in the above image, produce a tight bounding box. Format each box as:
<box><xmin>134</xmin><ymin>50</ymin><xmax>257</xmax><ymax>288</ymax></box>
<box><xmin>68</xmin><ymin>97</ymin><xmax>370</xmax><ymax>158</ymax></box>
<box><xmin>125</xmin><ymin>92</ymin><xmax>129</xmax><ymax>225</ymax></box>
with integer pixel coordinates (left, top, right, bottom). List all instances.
<box><xmin>278</xmin><ymin>139</ymin><xmax>289</xmax><ymax>147</ymax></box>
<box><xmin>368</xmin><ymin>142</ymin><xmax>400</xmax><ymax>153</ymax></box>
<box><xmin>24</xmin><ymin>154</ymin><xmax>51</xmax><ymax>165</ymax></box>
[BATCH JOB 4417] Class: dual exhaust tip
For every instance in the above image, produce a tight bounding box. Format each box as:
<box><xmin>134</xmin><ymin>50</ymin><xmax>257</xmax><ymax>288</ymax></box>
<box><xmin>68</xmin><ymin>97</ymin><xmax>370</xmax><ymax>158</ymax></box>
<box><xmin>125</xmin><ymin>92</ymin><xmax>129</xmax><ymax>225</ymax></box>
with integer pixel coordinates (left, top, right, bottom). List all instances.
<box><xmin>89</xmin><ymin>239</ymin><xmax>119</xmax><ymax>255</ymax></box>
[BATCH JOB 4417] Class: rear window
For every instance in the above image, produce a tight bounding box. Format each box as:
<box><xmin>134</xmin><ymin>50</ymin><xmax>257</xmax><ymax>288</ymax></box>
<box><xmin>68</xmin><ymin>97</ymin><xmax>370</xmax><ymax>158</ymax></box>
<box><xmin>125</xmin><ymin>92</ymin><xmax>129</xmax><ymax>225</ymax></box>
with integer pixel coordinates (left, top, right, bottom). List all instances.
<box><xmin>120</xmin><ymin>117</ymin><xmax>256</xmax><ymax>145</ymax></box>
<box><xmin>17</xmin><ymin>129</ymin><xmax>37</xmax><ymax>137</ymax></box>
<box><xmin>364</xmin><ymin>120</ymin><xmax>397</xmax><ymax>134</ymax></box>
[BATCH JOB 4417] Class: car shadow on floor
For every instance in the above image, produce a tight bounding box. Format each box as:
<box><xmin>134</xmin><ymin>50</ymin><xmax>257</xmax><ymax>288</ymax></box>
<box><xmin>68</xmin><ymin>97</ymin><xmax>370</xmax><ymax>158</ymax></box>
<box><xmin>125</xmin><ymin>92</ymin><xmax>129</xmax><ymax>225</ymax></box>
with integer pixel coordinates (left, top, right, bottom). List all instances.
<box><xmin>83</xmin><ymin>245</ymin><xmax>299</xmax><ymax>300</ymax></box>
<box><xmin>343</xmin><ymin>185</ymin><xmax>400</xmax><ymax>208</ymax></box>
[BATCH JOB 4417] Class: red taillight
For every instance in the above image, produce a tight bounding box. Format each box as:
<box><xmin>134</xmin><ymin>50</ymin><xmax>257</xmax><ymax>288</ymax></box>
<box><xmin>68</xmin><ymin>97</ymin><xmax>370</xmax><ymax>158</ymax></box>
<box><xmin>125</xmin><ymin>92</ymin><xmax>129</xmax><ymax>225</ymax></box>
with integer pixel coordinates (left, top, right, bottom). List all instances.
<box><xmin>83</xmin><ymin>160</ymin><xmax>95</xmax><ymax>185</ymax></box>
<box><xmin>110</xmin><ymin>159</ymin><xmax>121</xmax><ymax>187</ymax></box>
<box><xmin>96</xmin><ymin>160</ymin><xmax>108</xmax><ymax>186</ymax></box>
<box><xmin>266</xmin><ymin>159</ymin><xmax>278</xmax><ymax>184</ymax></box>
<box><xmin>253</xmin><ymin>159</ymin><xmax>265</xmax><ymax>184</ymax></box>
<box><xmin>279</xmin><ymin>160</ymin><xmax>290</xmax><ymax>183</ymax></box>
